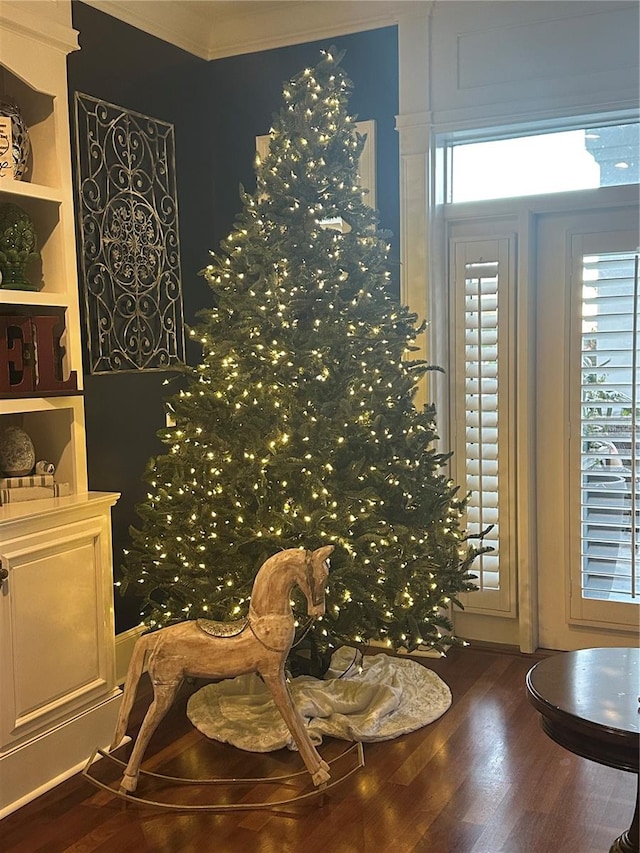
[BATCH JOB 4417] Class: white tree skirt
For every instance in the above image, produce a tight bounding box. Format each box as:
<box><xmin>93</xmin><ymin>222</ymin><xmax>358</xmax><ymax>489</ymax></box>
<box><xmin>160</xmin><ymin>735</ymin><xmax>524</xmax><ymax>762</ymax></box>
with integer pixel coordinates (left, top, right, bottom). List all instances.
<box><xmin>186</xmin><ymin>648</ymin><xmax>452</xmax><ymax>752</ymax></box>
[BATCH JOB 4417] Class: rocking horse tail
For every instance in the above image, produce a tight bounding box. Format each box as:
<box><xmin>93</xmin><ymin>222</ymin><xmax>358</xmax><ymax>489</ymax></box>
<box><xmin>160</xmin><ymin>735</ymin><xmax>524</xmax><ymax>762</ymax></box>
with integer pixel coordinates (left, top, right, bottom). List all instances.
<box><xmin>110</xmin><ymin>633</ymin><xmax>151</xmax><ymax>751</ymax></box>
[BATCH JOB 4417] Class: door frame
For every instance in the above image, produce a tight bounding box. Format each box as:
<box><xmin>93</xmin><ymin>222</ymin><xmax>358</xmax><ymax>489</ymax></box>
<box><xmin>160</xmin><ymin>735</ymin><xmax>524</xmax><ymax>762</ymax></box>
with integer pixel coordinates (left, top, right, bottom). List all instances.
<box><xmin>536</xmin><ymin>204</ymin><xmax>639</xmax><ymax>650</ymax></box>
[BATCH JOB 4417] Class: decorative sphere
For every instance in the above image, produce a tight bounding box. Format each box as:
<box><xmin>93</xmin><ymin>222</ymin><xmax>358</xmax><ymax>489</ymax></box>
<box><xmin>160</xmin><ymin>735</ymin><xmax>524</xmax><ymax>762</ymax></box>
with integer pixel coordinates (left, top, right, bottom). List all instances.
<box><xmin>0</xmin><ymin>426</ymin><xmax>36</xmax><ymax>476</ymax></box>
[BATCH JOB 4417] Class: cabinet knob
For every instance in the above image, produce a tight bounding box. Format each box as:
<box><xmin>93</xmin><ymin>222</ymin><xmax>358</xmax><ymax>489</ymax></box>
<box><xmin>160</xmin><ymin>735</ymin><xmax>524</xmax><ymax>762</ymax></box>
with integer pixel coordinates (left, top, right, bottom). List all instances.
<box><xmin>0</xmin><ymin>564</ymin><xmax>8</xmax><ymax>583</ymax></box>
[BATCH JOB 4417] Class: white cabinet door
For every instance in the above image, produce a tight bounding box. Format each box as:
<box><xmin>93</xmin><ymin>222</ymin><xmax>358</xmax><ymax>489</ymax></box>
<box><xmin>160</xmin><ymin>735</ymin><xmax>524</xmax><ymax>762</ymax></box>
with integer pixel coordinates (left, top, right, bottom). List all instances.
<box><xmin>1</xmin><ymin>516</ymin><xmax>115</xmax><ymax>750</ymax></box>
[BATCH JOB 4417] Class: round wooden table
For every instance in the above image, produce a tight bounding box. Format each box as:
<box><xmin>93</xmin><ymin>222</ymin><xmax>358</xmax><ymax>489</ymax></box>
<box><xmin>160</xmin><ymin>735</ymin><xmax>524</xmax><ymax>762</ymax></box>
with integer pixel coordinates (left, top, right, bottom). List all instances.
<box><xmin>526</xmin><ymin>647</ymin><xmax>639</xmax><ymax>853</ymax></box>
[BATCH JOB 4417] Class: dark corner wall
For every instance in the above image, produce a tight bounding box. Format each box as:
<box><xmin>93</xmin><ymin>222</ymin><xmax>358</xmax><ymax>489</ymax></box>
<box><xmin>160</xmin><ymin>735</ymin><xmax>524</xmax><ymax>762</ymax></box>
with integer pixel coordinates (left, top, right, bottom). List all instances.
<box><xmin>67</xmin><ymin>2</ymin><xmax>399</xmax><ymax>632</ymax></box>
<box><xmin>68</xmin><ymin>1</ymin><xmax>213</xmax><ymax>630</ymax></box>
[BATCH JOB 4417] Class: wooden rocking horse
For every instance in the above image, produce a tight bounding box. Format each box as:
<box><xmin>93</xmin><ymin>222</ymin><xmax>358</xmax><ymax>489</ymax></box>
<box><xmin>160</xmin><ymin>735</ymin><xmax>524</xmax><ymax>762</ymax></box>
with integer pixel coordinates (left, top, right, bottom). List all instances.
<box><xmin>111</xmin><ymin>545</ymin><xmax>334</xmax><ymax>795</ymax></box>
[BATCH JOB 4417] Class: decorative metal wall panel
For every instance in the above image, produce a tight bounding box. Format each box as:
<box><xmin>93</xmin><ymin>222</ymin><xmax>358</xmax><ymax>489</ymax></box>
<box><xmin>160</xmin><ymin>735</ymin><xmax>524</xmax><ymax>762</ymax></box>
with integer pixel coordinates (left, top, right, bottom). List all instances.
<box><xmin>74</xmin><ymin>93</ymin><xmax>185</xmax><ymax>373</ymax></box>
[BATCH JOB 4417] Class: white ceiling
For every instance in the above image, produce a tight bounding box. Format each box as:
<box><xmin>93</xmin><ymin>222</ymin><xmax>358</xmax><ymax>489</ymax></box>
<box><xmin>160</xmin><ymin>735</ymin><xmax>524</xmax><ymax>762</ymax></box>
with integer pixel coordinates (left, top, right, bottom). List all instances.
<box><xmin>84</xmin><ymin>0</ymin><xmax>424</xmax><ymax>60</ymax></box>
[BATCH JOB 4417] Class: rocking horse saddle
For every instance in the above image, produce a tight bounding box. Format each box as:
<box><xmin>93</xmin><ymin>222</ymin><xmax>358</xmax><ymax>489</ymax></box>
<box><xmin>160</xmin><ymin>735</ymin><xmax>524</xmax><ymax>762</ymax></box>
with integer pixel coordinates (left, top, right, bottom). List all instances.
<box><xmin>196</xmin><ymin>617</ymin><xmax>248</xmax><ymax>638</ymax></box>
<box><xmin>195</xmin><ymin>611</ymin><xmax>294</xmax><ymax>652</ymax></box>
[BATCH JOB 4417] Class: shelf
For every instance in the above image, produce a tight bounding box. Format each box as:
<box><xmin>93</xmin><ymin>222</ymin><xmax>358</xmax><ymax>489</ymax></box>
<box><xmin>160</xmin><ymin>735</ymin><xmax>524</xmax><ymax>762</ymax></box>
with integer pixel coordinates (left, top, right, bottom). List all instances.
<box><xmin>0</xmin><ymin>179</ymin><xmax>63</xmax><ymax>204</ymax></box>
<box><xmin>0</xmin><ymin>389</ymin><xmax>83</xmax><ymax>399</ymax></box>
<box><xmin>0</xmin><ymin>403</ymin><xmax>87</xmax><ymax>493</ymax></box>
<box><xmin>0</xmin><ymin>397</ymin><xmax>84</xmax><ymax>415</ymax></box>
<box><xmin>0</xmin><ymin>289</ymin><xmax>73</xmax><ymax>308</ymax></box>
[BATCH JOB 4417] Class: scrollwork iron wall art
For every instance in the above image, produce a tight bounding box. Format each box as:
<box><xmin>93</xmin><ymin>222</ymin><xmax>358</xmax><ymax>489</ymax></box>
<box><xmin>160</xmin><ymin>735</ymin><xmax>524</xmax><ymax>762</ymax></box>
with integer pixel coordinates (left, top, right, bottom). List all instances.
<box><xmin>73</xmin><ymin>93</ymin><xmax>185</xmax><ymax>373</ymax></box>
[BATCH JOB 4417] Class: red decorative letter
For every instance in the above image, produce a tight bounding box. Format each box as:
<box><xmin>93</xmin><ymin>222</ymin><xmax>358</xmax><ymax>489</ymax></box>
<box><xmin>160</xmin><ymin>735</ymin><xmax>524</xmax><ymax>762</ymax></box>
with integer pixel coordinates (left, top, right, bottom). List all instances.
<box><xmin>31</xmin><ymin>315</ymin><xmax>78</xmax><ymax>393</ymax></box>
<box><xmin>0</xmin><ymin>315</ymin><xmax>35</xmax><ymax>394</ymax></box>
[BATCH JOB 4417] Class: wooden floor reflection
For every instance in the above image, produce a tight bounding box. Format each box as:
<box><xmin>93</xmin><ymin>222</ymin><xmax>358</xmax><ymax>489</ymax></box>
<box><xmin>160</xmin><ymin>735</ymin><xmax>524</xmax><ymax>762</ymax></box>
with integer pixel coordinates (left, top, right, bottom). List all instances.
<box><xmin>2</xmin><ymin>646</ymin><xmax>635</xmax><ymax>852</ymax></box>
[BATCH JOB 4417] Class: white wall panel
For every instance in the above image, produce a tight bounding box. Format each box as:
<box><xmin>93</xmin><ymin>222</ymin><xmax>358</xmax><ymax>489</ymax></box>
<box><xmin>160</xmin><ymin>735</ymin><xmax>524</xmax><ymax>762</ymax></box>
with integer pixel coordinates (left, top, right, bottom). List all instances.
<box><xmin>429</xmin><ymin>1</ymin><xmax>639</xmax><ymax>128</ymax></box>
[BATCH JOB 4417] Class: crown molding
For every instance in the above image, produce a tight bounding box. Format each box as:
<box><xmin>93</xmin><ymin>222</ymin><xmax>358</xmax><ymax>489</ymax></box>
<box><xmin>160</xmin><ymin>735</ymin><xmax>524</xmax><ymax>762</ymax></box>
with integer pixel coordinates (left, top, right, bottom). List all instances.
<box><xmin>83</xmin><ymin>1</ymin><xmax>429</xmax><ymax>61</ymax></box>
<box><xmin>81</xmin><ymin>0</ymin><xmax>210</xmax><ymax>57</ymax></box>
<box><xmin>0</xmin><ymin>0</ymin><xmax>79</xmax><ymax>55</ymax></box>
<box><xmin>202</xmin><ymin>1</ymin><xmax>422</xmax><ymax>61</ymax></box>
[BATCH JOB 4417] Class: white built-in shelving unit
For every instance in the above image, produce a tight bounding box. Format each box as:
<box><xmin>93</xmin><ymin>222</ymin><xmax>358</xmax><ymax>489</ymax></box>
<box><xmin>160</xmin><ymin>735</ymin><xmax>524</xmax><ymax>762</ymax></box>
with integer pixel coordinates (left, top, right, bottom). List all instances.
<box><xmin>0</xmin><ymin>0</ymin><xmax>121</xmax><ymax>818</ymax></box>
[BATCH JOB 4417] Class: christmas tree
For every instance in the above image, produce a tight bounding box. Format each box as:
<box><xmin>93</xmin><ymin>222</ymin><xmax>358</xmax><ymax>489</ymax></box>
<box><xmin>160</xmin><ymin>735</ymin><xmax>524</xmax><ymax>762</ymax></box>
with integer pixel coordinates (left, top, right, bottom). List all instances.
<box><xmin>122</xmin><ymin>48</ymin><xmax>480</xmax><ymax>676</ymax></box>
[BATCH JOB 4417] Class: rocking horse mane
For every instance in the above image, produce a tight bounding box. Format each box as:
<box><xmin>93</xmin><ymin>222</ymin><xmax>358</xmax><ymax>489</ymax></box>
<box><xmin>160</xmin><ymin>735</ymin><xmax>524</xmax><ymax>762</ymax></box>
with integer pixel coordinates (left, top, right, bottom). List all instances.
<box><xmin>249</xmin><ymin>546</ymin><xmax>330</xmax><ymax>616</ymax></box>
<box><xmin>252</xmin><ymin>547</ymin><xmax>308</xmax><ymax>586</ymax></box>
<box><xmin>257</xmin><ymin>546</ymin><xmax>311</xmax><ymax>571</ymax></box>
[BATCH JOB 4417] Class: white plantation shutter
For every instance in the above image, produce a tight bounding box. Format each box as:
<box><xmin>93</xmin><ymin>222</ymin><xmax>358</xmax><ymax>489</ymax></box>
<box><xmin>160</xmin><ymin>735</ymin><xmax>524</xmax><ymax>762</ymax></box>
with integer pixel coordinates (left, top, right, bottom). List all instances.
<box><xmin>451</xmin><ymin>239</ymin><xmax>515</xmax><ymax>614</ymax></box>
<box><xmin>577</xmin><ymin>249</ymin><xmax>639</xmax><ymax>605</ymax></box>
<box><xmin>464</xmin><ymin>262</ymin><xmax>500</xmax><ymax>590</ymax></box>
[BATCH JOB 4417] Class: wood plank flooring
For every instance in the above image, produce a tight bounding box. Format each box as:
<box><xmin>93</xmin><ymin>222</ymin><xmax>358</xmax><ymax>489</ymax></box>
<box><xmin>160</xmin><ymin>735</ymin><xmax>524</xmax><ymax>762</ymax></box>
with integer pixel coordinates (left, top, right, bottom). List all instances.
<box><xmin>1</xmin><ymin>646</ymin><xmax>636</xmax><ymax>852</ymax></box>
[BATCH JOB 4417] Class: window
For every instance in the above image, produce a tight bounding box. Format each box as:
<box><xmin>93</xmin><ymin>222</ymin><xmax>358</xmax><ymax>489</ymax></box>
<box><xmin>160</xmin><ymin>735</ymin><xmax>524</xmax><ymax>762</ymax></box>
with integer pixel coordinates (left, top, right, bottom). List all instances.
<box><xmin>449</xmin><ymin>122</ymin><xmax>639</xmax><ymax>203</ymax></box>
<box><xmin>441</xmin><ymin>114</ymin><xmax>638</xmax><ymax>645</ymax></box>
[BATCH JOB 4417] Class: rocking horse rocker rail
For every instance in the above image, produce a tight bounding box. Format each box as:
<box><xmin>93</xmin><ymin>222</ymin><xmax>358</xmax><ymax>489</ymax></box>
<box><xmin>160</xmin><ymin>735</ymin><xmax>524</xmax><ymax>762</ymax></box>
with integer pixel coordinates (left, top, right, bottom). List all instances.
<box><xmin>81</xmin><ymin>742</ymin><xmax>365</xmax><ymax>812</ymax></box>
<box><xmin>83</xmin><ymin>546</ymin><xmax>364</xmax><ymax>808</ymax></box>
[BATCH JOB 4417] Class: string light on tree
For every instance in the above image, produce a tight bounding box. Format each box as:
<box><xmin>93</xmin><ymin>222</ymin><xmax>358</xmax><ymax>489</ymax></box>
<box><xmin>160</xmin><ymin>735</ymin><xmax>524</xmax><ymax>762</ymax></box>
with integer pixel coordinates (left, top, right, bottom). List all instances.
<box><xmin>121</xmin><ymin>47</ymin><xmax>485</xmax><ymax>678</ymax></box>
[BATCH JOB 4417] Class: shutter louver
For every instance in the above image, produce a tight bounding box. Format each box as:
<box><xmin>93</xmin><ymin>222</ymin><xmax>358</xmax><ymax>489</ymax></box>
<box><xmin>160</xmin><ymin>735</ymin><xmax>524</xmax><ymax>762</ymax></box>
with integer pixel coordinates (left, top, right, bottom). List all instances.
<box><xmin>464</xmin><ymin>261</ymin><xmax>500</xmax><ymax>592</ymax></box>
<box><xmin>580</xmin><ymin>251</ymin><xmax>639</xmax><ymax>602</ymax></box>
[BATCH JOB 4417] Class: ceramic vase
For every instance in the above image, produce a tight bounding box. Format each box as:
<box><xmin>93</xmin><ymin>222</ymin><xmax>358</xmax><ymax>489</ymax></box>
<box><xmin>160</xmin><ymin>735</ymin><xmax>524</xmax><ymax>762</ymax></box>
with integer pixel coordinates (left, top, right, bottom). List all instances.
<box><xmin>0</xmin><ymin>99</ymin><xmax>31</xmax><ymax>180</ymax></box>
<box><xmin>0</xmin><ymin>202</ymin><xmax>40</xmax><ymax>290</ymax></box>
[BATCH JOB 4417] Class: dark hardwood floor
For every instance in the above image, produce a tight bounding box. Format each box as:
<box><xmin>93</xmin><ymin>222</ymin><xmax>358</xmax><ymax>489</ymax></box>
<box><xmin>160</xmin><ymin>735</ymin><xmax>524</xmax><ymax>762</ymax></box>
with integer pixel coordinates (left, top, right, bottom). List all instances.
<box><xmin>2</xmin><ymin>646</ymin><xmax>635</xmax><ymax>852</ymax></box>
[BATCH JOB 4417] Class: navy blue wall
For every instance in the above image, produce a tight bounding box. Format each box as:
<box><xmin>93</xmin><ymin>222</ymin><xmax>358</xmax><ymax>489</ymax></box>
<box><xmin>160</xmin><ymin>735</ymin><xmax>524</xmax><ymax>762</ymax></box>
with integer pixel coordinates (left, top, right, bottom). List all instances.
<box><xmin>68</xmin><ymin>2</ymin><xmax>213</xmax><ymax>630</ymax></box>
<box><xmin>68</xmin><ymin>2</ymin><xmax>399</xmax><ymax>631</ymax></box>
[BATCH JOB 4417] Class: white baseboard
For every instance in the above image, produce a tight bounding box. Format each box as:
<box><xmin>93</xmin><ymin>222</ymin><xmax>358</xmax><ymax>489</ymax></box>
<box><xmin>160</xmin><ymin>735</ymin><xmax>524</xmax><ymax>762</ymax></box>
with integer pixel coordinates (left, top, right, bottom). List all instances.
<box><xmin>115</xmin><ymin>624</ymin><xmax>146</xmax><ymax>684</ymax></box>
<box><xmin>0</xmin><ymin>690</ymin><xmax>122</xmax><ymax>819</ymax></box>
